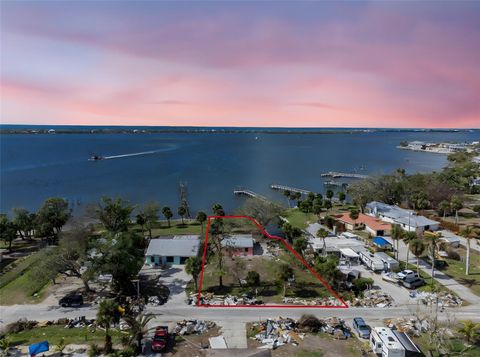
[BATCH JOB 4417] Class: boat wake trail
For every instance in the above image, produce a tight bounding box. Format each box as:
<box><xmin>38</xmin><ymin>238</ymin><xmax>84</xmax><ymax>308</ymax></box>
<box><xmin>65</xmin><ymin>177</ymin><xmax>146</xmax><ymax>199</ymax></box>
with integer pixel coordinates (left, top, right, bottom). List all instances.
<box><xmin>102</xmin><ymin>150</ymin><xmax>157</xmax><ymax>160</ymax></box>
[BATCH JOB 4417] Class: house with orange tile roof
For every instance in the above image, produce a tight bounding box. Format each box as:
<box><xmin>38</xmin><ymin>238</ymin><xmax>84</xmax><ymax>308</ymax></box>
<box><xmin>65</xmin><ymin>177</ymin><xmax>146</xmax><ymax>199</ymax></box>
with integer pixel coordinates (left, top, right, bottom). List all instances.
<box><xmin>335</xmin><ymin>213</ymin><xmax>392</xmax><ymax>237</ymax></box>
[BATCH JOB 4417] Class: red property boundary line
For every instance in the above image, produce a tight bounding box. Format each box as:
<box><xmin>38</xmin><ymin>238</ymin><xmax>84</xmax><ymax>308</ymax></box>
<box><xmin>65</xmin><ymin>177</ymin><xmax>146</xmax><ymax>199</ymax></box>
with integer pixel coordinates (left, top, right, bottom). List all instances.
<box><xmin>196</xmin><ymin>215</ymin><xmax>348</xmax><ymax>308</ymax></box>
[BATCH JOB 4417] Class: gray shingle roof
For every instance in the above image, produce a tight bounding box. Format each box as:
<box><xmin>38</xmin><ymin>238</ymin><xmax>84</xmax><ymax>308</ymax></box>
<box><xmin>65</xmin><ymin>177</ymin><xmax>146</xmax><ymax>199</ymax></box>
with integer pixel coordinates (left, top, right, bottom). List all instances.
<box><xmin>146</xmin><ymin>235</ymin><xmax>200</xmax><ymax>257</ymax></box>
<box><xmin>221</xmin><ymin>234</ymin><xmax>254</xmax><ymax>248</ymax></box>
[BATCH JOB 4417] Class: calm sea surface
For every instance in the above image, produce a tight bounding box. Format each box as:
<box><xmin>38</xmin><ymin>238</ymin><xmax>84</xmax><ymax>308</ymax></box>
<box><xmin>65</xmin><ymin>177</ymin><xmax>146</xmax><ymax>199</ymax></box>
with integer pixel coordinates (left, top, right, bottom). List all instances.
<box><xmin>1</xmin><ymin>129</ymin><xmax>479</xmax><ymax>215</ymax></box>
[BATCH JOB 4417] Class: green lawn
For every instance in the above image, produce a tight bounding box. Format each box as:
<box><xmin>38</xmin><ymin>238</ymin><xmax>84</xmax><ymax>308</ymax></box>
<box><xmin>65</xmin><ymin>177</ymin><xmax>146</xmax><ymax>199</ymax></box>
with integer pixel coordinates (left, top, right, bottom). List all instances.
<box><xmin>0</xmin><ymin>249</ymin><xmax>52</xmax><ymax>304</ymax></box>
<box><xmin>6</xmin><ymin>325</ymin><xmax>126</xmax><ymax>346</ymax></box>
<box><xmin>443</xmin><ymin>247</ymin><xmax>480</xmax><ymax>296</ymax></box>
<box><xmin>142</xmin><ymin>221</ymin><xmax>204</xmax><ymax>237</ymax></box>
<box><xmin>414</xmin><ymin>332</ymin><xmax>480</xmax><ymax>356</ymax></box>
<box><xmin>283</xmin><ymin>209</ymin><xmax>318</xmax><ymax>229</ymax></box>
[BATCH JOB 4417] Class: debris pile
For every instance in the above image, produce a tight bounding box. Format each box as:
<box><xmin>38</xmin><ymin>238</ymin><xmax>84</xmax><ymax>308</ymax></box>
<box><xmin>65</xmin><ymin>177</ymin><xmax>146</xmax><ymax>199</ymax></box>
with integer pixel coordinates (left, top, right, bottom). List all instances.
<box><xmin>250</xmin><ymin>316</ymin><xmax>352</xmax><ymax>349</ymax></box>
<box><xmin>409</xmin><ymin>291</ymin><xmax>462</xmax><ymax>307</ymax></box>
<box><xmin>385</xmin><ymin>317</ymin><xmax>430</xmax><ymax>337</ymax></box>
<box><xmin>282</xmin><ymin>296</ymin><xmax>343</xmax><ymax>306</ymax></box>
<box><xmin>64</xmin><ymin>316</ymin><xmax>95</xmax><ymax>329</ymax></box>
<box><xmin>173</xmin><ymin>319</ymin><xmax>216</xmax><ymax>335</ymax></box>
<box><xmin>251</xmin><ymin>317</ymin><xmax>303</xmax><ymax>349</ymax></box>
<box><xmin>349</xmin><ymin>290</ymin><xmax>394</xmax><ymax>307</ymax></box>
<box><xmin>320</xmin><ymin>317</ymin><xmax>351</xmax><ymax>339</ymax></box>
<box><xmin>192</xmin><ymin>293</ymin><xmax>264</xmax><ymax>306</ymax></box>
<box><xmin>147</xmin><ymin>295</ymin><xmax>167</xmax><ymax>306</ymax></box>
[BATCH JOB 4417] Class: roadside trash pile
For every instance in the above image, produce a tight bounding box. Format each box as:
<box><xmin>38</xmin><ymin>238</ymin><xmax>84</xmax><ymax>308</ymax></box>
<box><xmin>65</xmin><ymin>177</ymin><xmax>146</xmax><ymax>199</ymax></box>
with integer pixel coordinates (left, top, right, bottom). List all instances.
<box><xmin>320</xmin><ymin>317</ymin><xmax>352</xmax><ymax>339</ymax></box>
<box><xmin>190</xmin><ymin>292</ymin><xmax>264</xmax><ymax>306</ymax></box>
<box><xmin>250</xmin><ymin>316</ymin><xmax>352</xmax><ymax>350</ymax></box>
<box><xmin>173</xmin><ymin>319</ymin><xmax>216</xmax><ymax>335</ymax></box>
<box><xmin>147</xmin><ymin>295</ymin><xmax>167</xmax><ymax>306</ymax></box>
<box><xmin>349</xmin><ymin>290</ymin><xmax>394</xmax><ymax>308</ymax></box>
<box><xmin>251</xmin><ymin>317</ymin><xmax>304</xmax><ymax>349</ymax></box>
<box><xmin>282</xmin><ymin>296</ymin><xmax>343</xmax><ymax>306</ymax></box>
<box><xmin>409</xmin><ymin>291</ymin><xmax>462</xmax><ymax>307</ymax></box>
<box><xmin>3</xmin><ymin>317</ymin><xmax>96</xmax><ymax>334</ymax></box>
<box><xmin>385</xmin><ymin>317</ymin><xmax>430</xmax><ymax>337</ymax></box>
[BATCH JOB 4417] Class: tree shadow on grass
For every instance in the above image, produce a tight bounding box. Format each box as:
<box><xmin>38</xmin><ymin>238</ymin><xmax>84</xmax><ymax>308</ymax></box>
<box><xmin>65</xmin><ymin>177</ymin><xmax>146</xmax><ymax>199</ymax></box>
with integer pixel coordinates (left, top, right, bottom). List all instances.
<box><xmin>457</xmin><ymin>277</ymin><xmax>480</xmax><ymax>288</ymax></box>
<box><xmin>206</xmin><ymin>285</ymin><xmax>233</xmax><ymax>295</ymax></box>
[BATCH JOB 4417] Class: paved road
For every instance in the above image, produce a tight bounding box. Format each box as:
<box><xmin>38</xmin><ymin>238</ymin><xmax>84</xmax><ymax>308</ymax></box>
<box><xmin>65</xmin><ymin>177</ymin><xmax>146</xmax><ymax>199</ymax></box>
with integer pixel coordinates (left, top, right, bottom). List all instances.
<box><xmin>3</xmin><ymin>301</ymin><xmax>480</xmax><ymax>329</ymax></box>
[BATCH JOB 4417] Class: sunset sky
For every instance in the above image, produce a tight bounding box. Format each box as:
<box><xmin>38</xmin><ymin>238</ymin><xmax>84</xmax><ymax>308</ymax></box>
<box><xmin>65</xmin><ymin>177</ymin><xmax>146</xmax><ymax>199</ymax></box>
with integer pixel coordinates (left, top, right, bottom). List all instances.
<box><xmin>1</xmin><ymin>1</ymin><xmax>479</xmax><ymax>128</ymax></box>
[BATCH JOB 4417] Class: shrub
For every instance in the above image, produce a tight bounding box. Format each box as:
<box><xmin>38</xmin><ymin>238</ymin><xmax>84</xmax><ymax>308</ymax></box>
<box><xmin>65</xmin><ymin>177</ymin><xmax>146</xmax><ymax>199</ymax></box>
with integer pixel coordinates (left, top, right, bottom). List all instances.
<box><xmin>5</xmin><ymin>319</ymin><xmax>37</xmax><ymax>334</ymax></box>
<box><xmin>353</xmin><ymin>278</ymin><xmax>374</xmax><ymax>292</ymax></box>
<box><xmin>246</xmin><ymin>271</ymin><xmax>260</xmax><ymax>287</ymax></box>
<box><xmin>447</xmin><ymin>249</ymin><xmax>461</xmax><ymax>261</ymax></box>
<box><xmin>88</xmin><ymin>343</ymin><xmax>101</xmax><ymax>357</ymax></box>
<box><xmin>298</xmin><ymin>314</ymin><xmax>323</xmax><ymax>332</ymax></box>
<box><xmin>472</xmin><ymin>205</ymin><xmax>480</xmax><ymax>214</ymax></box>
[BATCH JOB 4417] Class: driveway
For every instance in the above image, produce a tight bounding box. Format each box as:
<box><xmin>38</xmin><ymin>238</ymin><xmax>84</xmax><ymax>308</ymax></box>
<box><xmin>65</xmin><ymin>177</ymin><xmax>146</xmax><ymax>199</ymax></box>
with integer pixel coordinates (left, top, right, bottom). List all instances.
<box><xmin>160</xmin><ymin>266</ymin><xmax>191</xmax><ymax>307</ymax></box>
<box><xmin>340</xmin><ymin>265</ymin><xmax>413</xmax><ymax>305</ymax></box>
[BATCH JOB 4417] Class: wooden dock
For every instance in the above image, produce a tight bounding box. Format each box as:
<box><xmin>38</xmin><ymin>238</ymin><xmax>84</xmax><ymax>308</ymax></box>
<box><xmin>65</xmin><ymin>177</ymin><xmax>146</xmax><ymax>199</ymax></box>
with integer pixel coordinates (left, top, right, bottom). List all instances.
<box><xmin>320</xmin><ymin>171</ymin><xmax>368</xmax><ymax>179</ymax></box>
<box><xmin>270</xmin><ymin>184</ymin><xmax>313</xmax><ymax>195</ymax></box>
<box><xmin>233</xmin><ymin>188</ymin><xmax>269</xmax><ymax>202</ymax></box>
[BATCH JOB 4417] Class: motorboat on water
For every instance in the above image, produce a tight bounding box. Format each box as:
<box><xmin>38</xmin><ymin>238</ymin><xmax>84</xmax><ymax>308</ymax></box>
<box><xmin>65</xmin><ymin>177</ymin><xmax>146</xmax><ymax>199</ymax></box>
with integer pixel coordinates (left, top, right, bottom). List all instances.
<box><xmin>89</xmin><ymin>154</ymin><xmax>104</xmax><ymax>161</ymax></box>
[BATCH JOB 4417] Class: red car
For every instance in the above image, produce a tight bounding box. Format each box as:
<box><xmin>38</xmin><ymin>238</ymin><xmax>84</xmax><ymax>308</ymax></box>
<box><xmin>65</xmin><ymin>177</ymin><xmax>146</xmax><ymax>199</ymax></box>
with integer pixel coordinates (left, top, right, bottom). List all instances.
<box><xmin>151</xmin><ymin>326</ymin><xmax>168</xmax><ymax>352</ymax></box>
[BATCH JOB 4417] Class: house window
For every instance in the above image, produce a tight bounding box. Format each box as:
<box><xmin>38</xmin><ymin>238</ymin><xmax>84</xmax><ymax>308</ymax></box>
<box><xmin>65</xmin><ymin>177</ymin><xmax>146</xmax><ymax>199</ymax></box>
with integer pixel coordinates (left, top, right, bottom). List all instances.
<box><xmin>244</xmin><ymin>248</ymin><xmax>248</xmax><ymax>252</ymax></box>
<box><xmin>166</xmin><ymin>256</ymin><xmax>174</xmax><ymax>263</ymax></box>
<box><xmin>150</xmin><ymin>256</ymin><xmax>155</xmax><ymax>263</ymax></box>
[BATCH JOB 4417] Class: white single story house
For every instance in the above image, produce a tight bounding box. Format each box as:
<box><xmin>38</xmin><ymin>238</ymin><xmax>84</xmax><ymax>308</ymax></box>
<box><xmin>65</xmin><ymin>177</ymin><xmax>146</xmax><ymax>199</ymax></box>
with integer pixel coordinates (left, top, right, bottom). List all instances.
<box><xmin>145</xmin><ymin>235</ymin><xmax>200</xmax><ymax>266</ymax></box>
<box><xmin>366</xmin><ymin>201</ymin><xmax>439</xmax><ymax>234</ymax></box>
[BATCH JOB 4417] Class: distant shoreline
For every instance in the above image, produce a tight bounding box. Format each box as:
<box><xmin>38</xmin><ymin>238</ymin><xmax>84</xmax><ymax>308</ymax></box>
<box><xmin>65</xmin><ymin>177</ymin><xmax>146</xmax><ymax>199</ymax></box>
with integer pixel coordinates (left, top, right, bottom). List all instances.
<box><xmin>1</xmin><ymin>127</ymin><xmax>477</xmax><ymax>135</ymax></box>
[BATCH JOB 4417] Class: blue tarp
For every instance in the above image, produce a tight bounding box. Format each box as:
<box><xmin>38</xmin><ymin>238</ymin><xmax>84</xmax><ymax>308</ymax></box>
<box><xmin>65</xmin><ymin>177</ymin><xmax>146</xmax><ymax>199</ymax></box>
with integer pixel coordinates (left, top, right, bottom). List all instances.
<box><xmin>29</xmin><ymin>340</ymin><xmax>49</xmax><ymax>356</ymax></box>
<box><xmin>373</xmin><ymin>237</ymin><xmax>392</xmax><ymax>247</ymax></box>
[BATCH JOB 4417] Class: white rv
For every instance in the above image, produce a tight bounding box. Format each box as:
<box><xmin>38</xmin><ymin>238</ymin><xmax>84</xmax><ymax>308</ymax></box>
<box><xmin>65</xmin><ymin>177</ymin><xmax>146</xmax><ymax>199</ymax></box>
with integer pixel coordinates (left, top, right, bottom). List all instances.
<box><xmin>359</xmin><ymin>251</ymin><xmax>384</xmax><ymax>272</ymax></box>
<box><xmin>374</xmin><ymin>252</ymin><xmax>400</xmax><ymax>271</ymax></box>
<box><xmin>370</xmin><ymin>327</ymin><xmax>404</xmax><ymax>357</ymax></box>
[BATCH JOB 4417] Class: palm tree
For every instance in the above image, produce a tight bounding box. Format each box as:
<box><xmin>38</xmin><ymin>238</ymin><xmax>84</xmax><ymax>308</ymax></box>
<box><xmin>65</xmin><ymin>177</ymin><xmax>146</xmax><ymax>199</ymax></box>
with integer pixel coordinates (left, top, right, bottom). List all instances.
<box><xmin>459</xmin><ymin>226</ymin><xmax>477</xmax><ymax>276</ymax></box>
<box><xmin>409</xmin><ymin>239</ymin><xmax>425</xmax><ymax>275</ymax></box>
<box><xmin>161</xmin><ymin>206</ymin><xmax>173</xmax><ymax>227</ymax></box>
<box><xmin>177</xmin><ymin>206</ymin><xmax>186</xmax><ymax>224</ymax></box>
<box><xmin>316</xmin><ymin>228</ymin><xmax>329</xmax><ymax>256</ymax></box>
<box><xmin>279</xmin><ymin>264</ymin><xmax>294</xmax><ymax>297</ymax></box>
<box><xmin>438</xmin><ymin>200</ymin><xmax>450</xmax><ymax>219</ymax></box>
<box><xmin>96</xmin><ymin>299</ymin><xmax>120</xmax><ymax>354</ymax></box>
<box><xmin>293</xmin><ymin>192</ymin><xmax>302</xmax><ymax>206</ymax></box>
<box><xmin>185</xmin><ymin>256</ymin><xmax>203</xmax><ymax>291</ymax></box>
<box><xmin>450</xmin><ymin>196</ymin><xmax>463</xmax><ymax>225</ymax></box>
<box><xmin>424</xmin><ymin>231</ymin><xmax>441</xmax><ymax>282</ymax></box>
<box><xmin>326</xmin><ymin>190</ymin><xmax>334</xmax><ymax>201</ymax></box>
<box><xmin>390</xmin><ymin>224</ymin><xmax>404</xmax><ymax>260</ymax></box>
<box><xmin>125</xmin><ymin>313</ymin><xmax>154</xmax><ymax>353</ymax></box>
<box><xmin>403</xmin><ymin>231</ymin><xmax>417</xmax><ymax>266</ymax></box>
<box><xmin>136</xmin><ymin>213</ymin><xmax>146</xmax><ymax>237</ymax></box>
<box><xmin>196</xmin><ymin>211</ymin><xmax>207</xmax><ymax>235</ymax></box>
<box><xmin>337</xmin><ymin>191</ymin><xmax>346</xmax><ymax>204</ymax></box>
<box><xmin>458</xmin><ymin>320</ymin><xmax>480</xmax><ymax>344</ymax></box>
<box><xmin>283</xmin><ymin>190</ymin><xmax>291</xmax><ymax>207</ymax></box>
<box><xmin>349</xmin><ymin>208</ymin><xmax>359</xmax><ymax>230</ymax></box>
<box><xmin>211</xmin><ymin>203</ymin><xmax>225</xmax><ymax>216</ymax></box>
